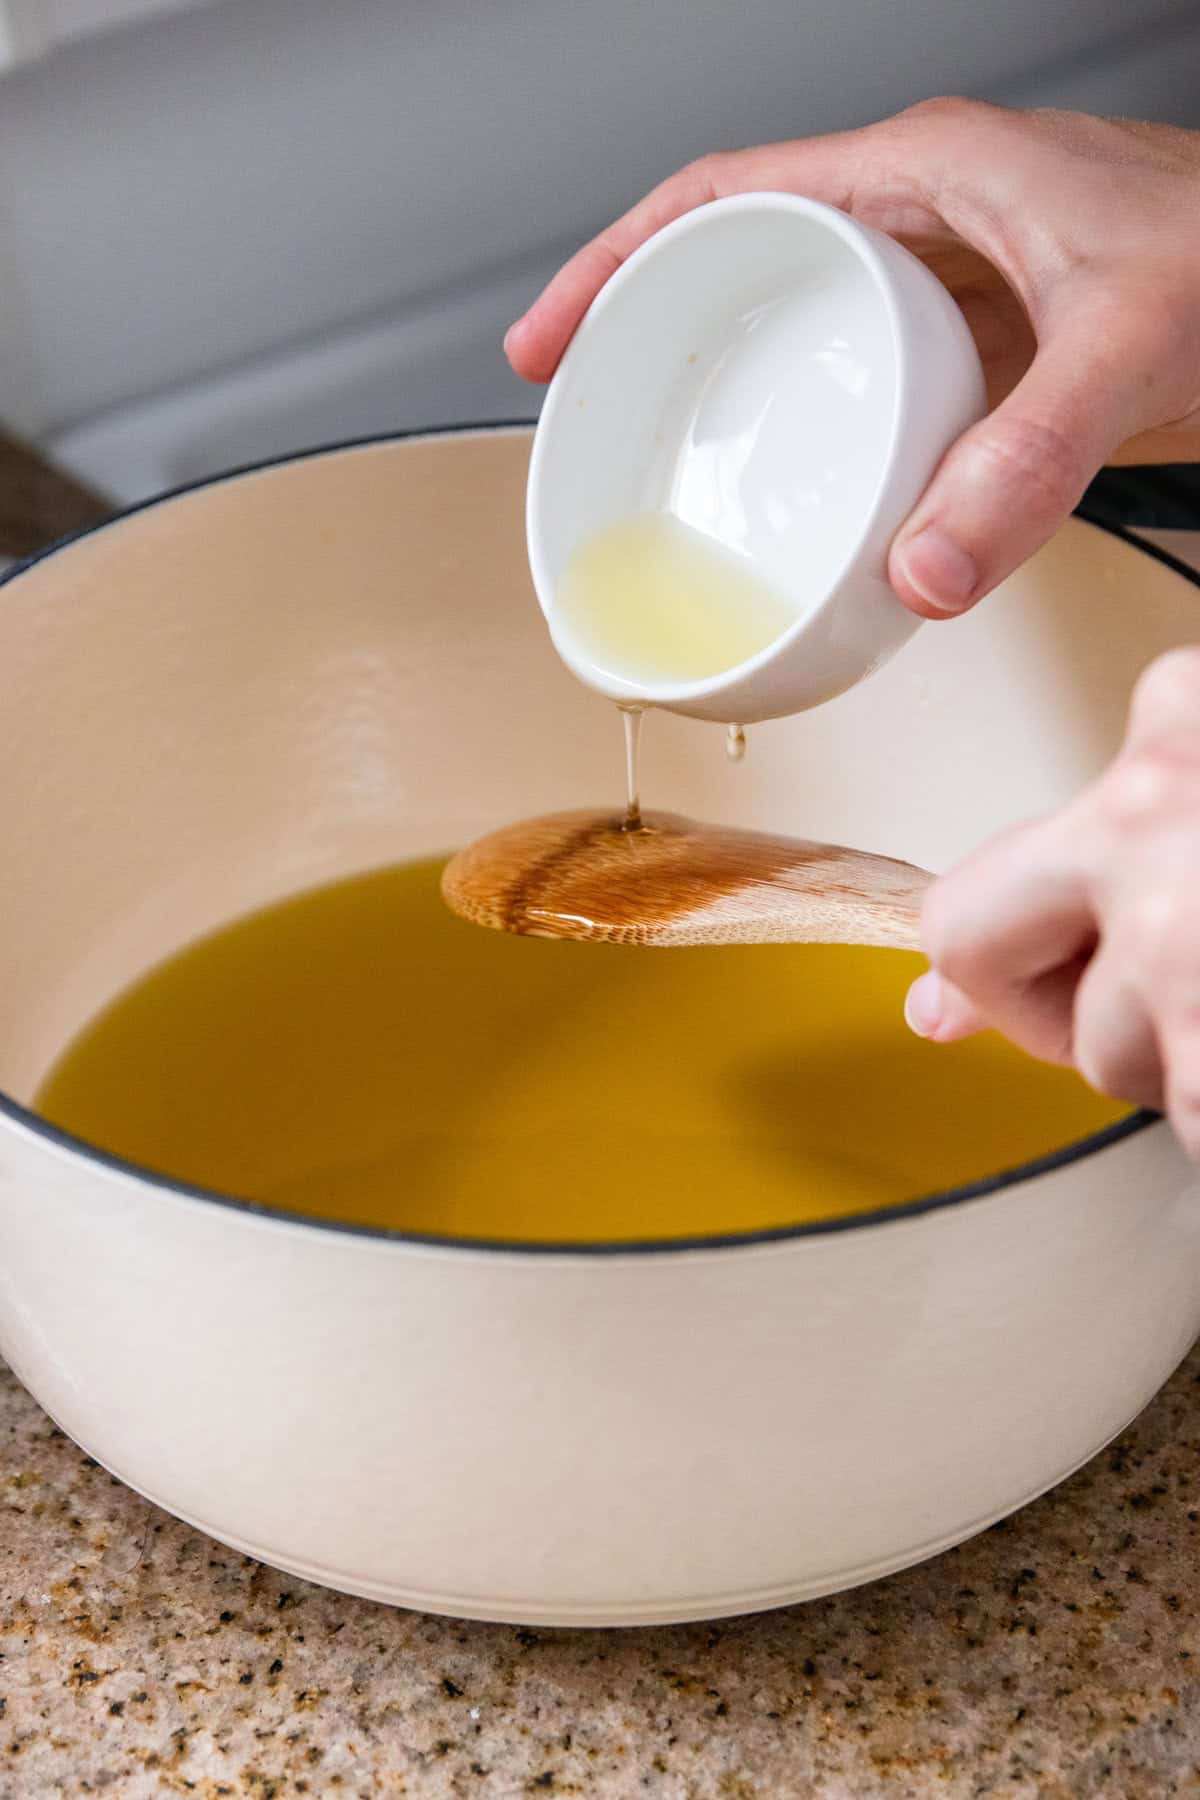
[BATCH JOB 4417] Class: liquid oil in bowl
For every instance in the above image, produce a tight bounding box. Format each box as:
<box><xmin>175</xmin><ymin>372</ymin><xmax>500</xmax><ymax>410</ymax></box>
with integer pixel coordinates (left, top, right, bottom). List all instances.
<box><xmin>34</xmin><ymin>858</ymin><xmax>1129</xmax><ymax>1244</ymax></box>
<box><xmin>556</xmin><ymin>513</ymin><xmax>797</xmax><ymax>685</ymax></box>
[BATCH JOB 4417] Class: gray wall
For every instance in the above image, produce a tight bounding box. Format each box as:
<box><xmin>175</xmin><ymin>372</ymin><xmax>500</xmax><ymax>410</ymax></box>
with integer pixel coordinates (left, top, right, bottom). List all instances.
<box><xmin>1</xmin><ymin>0</ymin><xmax>1196</xmax><ymax>498</ymax></box>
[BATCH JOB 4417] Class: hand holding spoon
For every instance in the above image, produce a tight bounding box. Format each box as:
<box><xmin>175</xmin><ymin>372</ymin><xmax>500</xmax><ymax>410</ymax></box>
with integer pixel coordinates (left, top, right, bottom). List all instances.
<box><xmin>442</xmin><ymin>810</ymin><xmax>932</xmax><ymax>950</ymax></box>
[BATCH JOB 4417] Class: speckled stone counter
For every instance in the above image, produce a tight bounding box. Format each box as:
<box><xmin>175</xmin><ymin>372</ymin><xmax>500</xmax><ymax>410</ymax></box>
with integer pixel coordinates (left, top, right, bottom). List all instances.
<box><xmin>5</xmin><ymin>1345</ymin><xmax>1200</xmax><ymax>1799</ymax></box>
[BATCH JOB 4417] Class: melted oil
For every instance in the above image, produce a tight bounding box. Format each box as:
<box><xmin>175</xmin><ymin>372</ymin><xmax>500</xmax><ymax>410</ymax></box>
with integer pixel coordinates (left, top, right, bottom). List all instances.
<box><xmin>558</xmin><ymin>513</ymin><xmax>796</xmax><ymax>684</ymax></box>
<box><xmin>619</xmin><ymin>702</ymin><xmax>644</xmax><ymax>829</ymax></box>
<box><xmin>34</xmin><ymin>858</ymin><xmax>1129</xmax><ymax>1243</ymax></box>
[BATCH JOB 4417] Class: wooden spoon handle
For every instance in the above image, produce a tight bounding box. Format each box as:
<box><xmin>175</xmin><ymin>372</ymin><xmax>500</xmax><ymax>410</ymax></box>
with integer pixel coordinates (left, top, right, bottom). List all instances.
<box><xmin>640</xmin><ymin>841</ymin><xmax>932</xmax><ymax>950</ymax></box>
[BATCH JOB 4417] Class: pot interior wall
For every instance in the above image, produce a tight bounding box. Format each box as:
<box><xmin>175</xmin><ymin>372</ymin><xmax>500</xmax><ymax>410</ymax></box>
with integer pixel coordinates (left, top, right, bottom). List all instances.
<box><xmin>0</xmin><ymin>428</ymin><xmax>1194</xmax><ymax>1102</ymax></box>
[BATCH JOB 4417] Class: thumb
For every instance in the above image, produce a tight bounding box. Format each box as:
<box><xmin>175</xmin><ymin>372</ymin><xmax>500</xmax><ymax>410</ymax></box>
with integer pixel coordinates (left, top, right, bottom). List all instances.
<box><xmin>904</xmin><ymin>969</ymin><xmax>989</xmax><ymax>1043</ymax></box>
<box><xmin>888</xmin><ymin>319</ymin><xmax>1137</xmax><ymax>619</ymax></box>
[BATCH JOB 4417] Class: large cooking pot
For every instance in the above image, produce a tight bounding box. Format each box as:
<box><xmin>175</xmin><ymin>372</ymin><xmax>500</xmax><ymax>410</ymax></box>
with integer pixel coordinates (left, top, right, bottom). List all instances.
<box><xmin>1</xmin><ymin>428</ymin><xmax>1198</xmax><ymax>1627</ymax></box>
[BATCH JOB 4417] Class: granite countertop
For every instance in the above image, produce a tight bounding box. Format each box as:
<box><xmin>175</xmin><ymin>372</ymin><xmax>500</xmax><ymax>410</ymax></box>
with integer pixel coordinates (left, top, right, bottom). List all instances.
<box><xmin>6</xmin><ymin>1353</ymin><xmax>1200</xmax><ymax>1798</ymax></box>
<box><xmin>3</xmin><ymin>447</ymin><xmax>1199</xmax><ymax>1798</ymax></box>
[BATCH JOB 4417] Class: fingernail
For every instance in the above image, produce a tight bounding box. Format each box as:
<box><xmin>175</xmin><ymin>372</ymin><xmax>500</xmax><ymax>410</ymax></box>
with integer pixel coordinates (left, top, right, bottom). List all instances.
<box><xmin>503</xmin><ymin>319</ymin><xmax>525</xmax><ymax>357</ymax></box>
<box><xmin>905</xmin><ymin>971</ymin><xmax>945</xmax><ymax>1038</ymax></box>
<box><xmin>896</xmin><ymin>527</ymin><xmax>977</xmax><ymax>615</ymax></box>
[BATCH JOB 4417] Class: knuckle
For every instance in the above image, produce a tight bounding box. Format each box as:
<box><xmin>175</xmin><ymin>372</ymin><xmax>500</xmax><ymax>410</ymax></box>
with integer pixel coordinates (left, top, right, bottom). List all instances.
<box><xmin>678</xmin><ymin>152</ymin><xmax>727</xmax><ymax>200</ymax></box>
<box><xmin>971</xmin><ymin>415</ymin><xmax>1086</xmax><ymax>518</ymax></box>
<box><xmin>917</xmin><ymin>880</ymin><xmax>961</xmax><ymax>970</ymax></box>
<box><xmin>1131</xmin><ymin>647</ymin><xmax>1200</xmax><ymax>734</ymax></box>
<box><xmin>896</xmin><ymin>95</ymin><xmax>989</xmax><ymax>131</ymax></box>
<box><xmin>1128</xmin><ymin>887</ymin><xmax>1190</xmax><ymax>972</ymax></box>
<box><xmin>925</xmin><ymin>927</ymin><xmax>981</xmax><ymax>998</ymax></box>
<box><xmin>1098</xmin><ymin>747</ymin><xmax>1189</xmax><ymax>832</ymax></box>
<box><xmin>1026</xmin><ymin>105</ymin><xmax>1077</xmax><ymax>132</ymax></box>
<box><xmin>1118</xmin><ymin>278</ymin><xmax>1200</xmax><ymax>390</ymax></box>
<box><xmin>1073</xmin><ymin>1036</ymin><xmax>1116</xmax><ymax>1098</ymax></box>
<box><xmin>1071</xmin><ymin>1000</ymin><xmax>1136</xmax><ymax>1100</ymax></box>
<box><xmin>1169</xmin><ymin>1083</ymin><xmax>1200</xmax><ymax>1161</ymax></box>
<box><xmin>1170</xmin><ymin>977</ymin><xmax>1200</xmax><ymax>1033</ymax></box>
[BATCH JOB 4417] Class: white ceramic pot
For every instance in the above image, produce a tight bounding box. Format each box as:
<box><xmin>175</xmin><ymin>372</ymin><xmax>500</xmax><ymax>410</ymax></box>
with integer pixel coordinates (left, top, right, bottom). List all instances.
<box><xmin>0</xmin><ymin>428</ymin><xmax>1198</xmax><ymax>1628</ymax></box>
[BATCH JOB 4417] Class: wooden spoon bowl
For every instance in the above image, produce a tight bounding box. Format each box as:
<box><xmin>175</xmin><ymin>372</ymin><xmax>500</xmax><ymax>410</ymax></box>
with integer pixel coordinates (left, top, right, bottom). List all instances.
<box><xmin>442</xmin><ymin>809</ymin><xmax>931</xmax><ymax>950</ymax></box>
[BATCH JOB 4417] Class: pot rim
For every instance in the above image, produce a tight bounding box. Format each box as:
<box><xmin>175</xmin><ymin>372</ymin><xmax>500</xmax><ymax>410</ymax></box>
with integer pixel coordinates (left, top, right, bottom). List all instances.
<box><xmin>0</xmin><ymin>423</ymin><xmax>1188</xmax><ymax>1258</ymax></box>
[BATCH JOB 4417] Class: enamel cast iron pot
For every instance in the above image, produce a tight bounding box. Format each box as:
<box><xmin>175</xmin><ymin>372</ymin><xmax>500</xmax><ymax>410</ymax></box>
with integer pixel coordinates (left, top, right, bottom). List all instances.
<box><xmin>1</xmin><ymin>428</ymin><xmax>1199</xmax><ymax>1628</ymax></box>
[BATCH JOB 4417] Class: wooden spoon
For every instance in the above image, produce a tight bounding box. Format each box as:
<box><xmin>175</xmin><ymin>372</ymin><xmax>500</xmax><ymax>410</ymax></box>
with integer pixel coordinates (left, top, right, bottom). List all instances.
<box><xmin>442</xmin><ymin>809</ymin><xmax>931</xmax><ymax>950</ymax></box>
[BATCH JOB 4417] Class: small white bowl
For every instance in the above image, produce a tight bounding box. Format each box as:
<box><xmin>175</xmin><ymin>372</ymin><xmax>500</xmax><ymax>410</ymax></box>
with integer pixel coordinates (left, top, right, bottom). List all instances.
<box><xmin>528</xmin><ymin>193</ymin><xmax>986</xmax><ymax>722</ymax></box>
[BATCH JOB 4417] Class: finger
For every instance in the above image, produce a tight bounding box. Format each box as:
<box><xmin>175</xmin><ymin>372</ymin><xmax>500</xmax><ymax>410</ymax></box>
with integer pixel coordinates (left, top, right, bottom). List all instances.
<box><xmin>960</xmin><ymin>956</ymin><xmax>1086</xmax><ymax>1067</ymax></box>
<box><xmin>1163</xmin><ymin>1025</ymin><xmax>1200</xmax><ymax>1161</ymax></box>
<box><xmin>906</xmin><ymin>956</ymin><xmax>1087</xmax><ymax>1068</ymax></box>
<box><xmin>1125</xmin><ymin>647</ymin><xmax>1200</xmax><ymax>753</ymax></box>
<box><xmin>889</xmin><ymin>311</ymin><xmax>1152</xmax><ymax>618</ymax></box>
<box><xmin>1153</xmin><ymin>957</ymin><xmax>1200</xmax><ymax>1155</ymax></box>
<box><xmin>505</xmin><ymin>158</ymin><xmax>730</xmax><ymax>383</ymax></box>
<box><xmin>904</xmin><ymin>969</ymin><xmax>988</xmax><ymax>1042</ymax></box>
<box><xmin>922</xmin><ymin>819</ymin><xmax>1096</xmax><ymax>989</ymax></box>
<box><xmin>920</xmin><ymin>821</ymin><xmax>1099</xmax><ymax>1061</ymax></box>
<box><xmin>504</xmin><ymin>116</ymin><xmax>969</xmax><ymax>383</ymax></box>
<box><xmin>1070</xmin><ymin>943</ymin><xmax>1164</xmax><ymax>1108</ymax></box>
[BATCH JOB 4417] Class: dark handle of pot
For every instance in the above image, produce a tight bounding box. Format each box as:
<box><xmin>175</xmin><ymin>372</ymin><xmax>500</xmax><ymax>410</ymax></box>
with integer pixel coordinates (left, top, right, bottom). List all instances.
<box><xmin>0</xmin><ymin>429</ymin><xmax>113</xmax><ymax>561</ymax></box>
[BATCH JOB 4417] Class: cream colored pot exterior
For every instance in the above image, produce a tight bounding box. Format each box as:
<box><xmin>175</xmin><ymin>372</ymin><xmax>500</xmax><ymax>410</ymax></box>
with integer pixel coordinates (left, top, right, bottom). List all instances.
<box><xmin>0</xmin><ymin>430</ymin><xmax>1198</xmax><ymax>1626</ymax></box>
